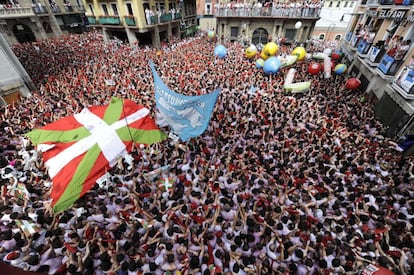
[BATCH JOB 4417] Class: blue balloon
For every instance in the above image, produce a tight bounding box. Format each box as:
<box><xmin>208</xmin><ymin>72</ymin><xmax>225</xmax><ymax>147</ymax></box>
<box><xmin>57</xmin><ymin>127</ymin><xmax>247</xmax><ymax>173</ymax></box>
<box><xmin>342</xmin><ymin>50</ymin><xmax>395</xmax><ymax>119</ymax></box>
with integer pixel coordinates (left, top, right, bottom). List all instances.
<box><xmin>255</xmin><ymin>58</ymin><xmax>265</xmax><ymax>69</ymax></box>
<box><xmin>263</xmin><ymin>56</ymin><xmax>281</xmax><ymax>75</ymax></box>
<box><xmin>214</xmin><ymin>45</ymin><xmax>227</xmax><ymax>59</ymax></box>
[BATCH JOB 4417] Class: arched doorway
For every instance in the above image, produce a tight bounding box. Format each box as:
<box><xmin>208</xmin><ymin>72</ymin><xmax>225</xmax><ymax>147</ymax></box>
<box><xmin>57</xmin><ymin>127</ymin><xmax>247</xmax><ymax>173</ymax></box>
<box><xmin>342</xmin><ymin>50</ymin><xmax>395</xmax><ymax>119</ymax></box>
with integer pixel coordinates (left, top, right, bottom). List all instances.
<box><xmin>42</xmin><ymin>21</ymin><xmax>52</xmax><ymax>33</ymax></box>
<box><xmin>13</xmin><ymin>24</ymin><xmax>36</xmax><ymax>44</ymax></box>
<box><xmin>252</xmin><ymin>28</ymin><xmax>268</xmax><ymax>49</ymax></box>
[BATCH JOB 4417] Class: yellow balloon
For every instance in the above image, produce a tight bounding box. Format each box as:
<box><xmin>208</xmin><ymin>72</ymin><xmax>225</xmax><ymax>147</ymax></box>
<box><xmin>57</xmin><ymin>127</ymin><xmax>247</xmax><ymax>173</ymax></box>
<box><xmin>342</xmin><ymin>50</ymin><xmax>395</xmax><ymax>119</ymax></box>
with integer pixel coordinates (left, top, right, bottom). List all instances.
<box><xmin>292</xmin><ymin>46</ymin><xmax>306</xmax><ymax>61</ymax></box>
<box><xmin>263</xmin><ymin>42</ymin><xmax>278</xmax><ymax>57</ymax></box>
<box><xmin>245</xmin><ymin>45</ymin><xmax>257</xmax><ymax>59</ymax></box>
<box><xmin>260</xmin><ymin>51</ymin><xmax>269</xmax><ymax>60</ymax></box>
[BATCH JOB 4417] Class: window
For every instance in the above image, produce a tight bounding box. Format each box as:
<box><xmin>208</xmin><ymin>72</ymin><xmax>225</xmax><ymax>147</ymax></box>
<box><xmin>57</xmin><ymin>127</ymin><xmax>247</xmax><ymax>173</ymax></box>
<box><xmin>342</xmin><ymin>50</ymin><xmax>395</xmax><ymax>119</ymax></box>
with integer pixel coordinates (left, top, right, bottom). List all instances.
<box><xmin>344</xmin><ymin>1</ymin><xmax>348</xmax><ymax>7</ymax></box>
<box><xmin>285</xmin><ymin>28</ymin><xmax>296</xmax><ymax>40</ymax></box>
<box><xmin>335</xmin><ymin>34</ymin><xmax>342</xmax><ymax>40</ymax></box>
<box><xmin>101</xmin><ymin>3</ymin><xmax>109</xmax><ymax>15</ymax></box>
<box><xmin>169</xmin><ymin>3</ymin><xmax>176</xmax><ymax>10</ymax></box>
<box><xmin>252</xmin><ymin>28</ymin><xmax>268</xmax><ymax>45</ymax></box>
<box><xmin>205</xmin><ymin>3</ymin><xmax>211</xmax><ymax>14</ymax></box>
<box><xmin>349</xmin><ymin>1</ymin><xmax>354</xmax><ymax>7</ymax></box>
<box><xmin>111</xmin><ymin>3</ymin><xmax>118</xmax><ymax>15</ymax></box>
<box><xmin>319</xmin><ymin>33</ymin><xmax>325</xmax><ymax>40</ymax></box>
<box><xmin>336</xmin><ymin>1</ymin><xmax>341</xmax><ymax>7</ymax></box>
<box><xmin>88</xmin><ymin>3</ymin><xmax>94</xmax><ymax>15</ymax></box>
<box><xmin>329</xmin><ymin>1</ymin><xmax>333</xmax><ymax>7</ymax></box>
<box><xmin>155</xmin><ymin>2</ymin><xmax>165</xmax><ymax>12</ymax></box>
<box><xmin>42</xmin><ymin>21</ymin><xmax>52</xmax><ymax>33</ymax></box>
<box><xmin>126</xmin><ymin>3</ymin><xmax>133</xmax><ymax>15</ymax></box>
<box><xmin>231</xmin><ymin>26</ymin><xmax>239</xmax><ymax>37</ymax></box>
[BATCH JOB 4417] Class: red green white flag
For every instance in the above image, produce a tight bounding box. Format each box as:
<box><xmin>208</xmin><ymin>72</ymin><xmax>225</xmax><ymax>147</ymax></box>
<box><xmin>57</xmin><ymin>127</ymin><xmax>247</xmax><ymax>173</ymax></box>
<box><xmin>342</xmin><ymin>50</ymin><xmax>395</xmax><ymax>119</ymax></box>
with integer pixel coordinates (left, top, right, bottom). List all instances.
<box><xmin>26</xmin><ymin>97</ymin><xmax>167</xmax><ymax>213</ymax></box>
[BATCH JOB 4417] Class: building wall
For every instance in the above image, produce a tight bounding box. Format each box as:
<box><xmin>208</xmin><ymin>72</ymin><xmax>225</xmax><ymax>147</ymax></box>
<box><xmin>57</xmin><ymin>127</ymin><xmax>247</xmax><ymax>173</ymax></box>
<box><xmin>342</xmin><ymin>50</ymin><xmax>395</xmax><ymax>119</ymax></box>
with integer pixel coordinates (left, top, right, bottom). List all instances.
<box><xmin>199</xmin><ymin>17</ymin><xmax>216</xmax><ymax>31</ymax></box>
<box><xmin>0</xmin><ymin>0</ymin><xmax>87</xmax><ymax>46</ymax></box>
<box><xmin>312</xmin><ymin>0</ymin><xmax>358</xmax><ymax>41</ymax></box>
<box><xmin>0</xmin><ymin>33</ymin><xmax>33</xmax><ymax>105</ymax></box>
<box><xmin>216</xmin><ymin>17</ymin><xmax>315</xmax><ymax>46</ymax></box>
<box><xmin>197</xmin><ymin>0</ymin><xmax>216</xmax><ymax>16</ymax></box>
<box><xmin>340</xmin><ymin>2</ymin><xmax>414</xmax><ymax>137</ymax></box>
<box><xmin>84</xmin><ymin>0</ymin><xmax>197</xmax><ymax>47</ymax></box>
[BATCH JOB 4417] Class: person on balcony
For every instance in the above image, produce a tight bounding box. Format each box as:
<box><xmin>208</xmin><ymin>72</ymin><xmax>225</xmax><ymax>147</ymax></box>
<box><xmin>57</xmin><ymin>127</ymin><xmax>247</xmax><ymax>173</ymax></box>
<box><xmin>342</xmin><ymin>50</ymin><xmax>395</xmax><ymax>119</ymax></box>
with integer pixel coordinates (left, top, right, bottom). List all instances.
<box><xmin>390</xmin><ymin>39</ymin><xmax>410</xmax><ymax>74</ymax></box>
<box><xmin>362</xmin><ymin>29</ymin><xmax>376</xmax><ymax>54</ymax></box>
<box><xmin>395</xmin><ymin>39</ymin><xmax>410</xmax><ymax>61</ymax></box>
<box><xmin>386</xmin><ymin>35</ymin><xmax>401</xmax><ymax>57</ymax></box>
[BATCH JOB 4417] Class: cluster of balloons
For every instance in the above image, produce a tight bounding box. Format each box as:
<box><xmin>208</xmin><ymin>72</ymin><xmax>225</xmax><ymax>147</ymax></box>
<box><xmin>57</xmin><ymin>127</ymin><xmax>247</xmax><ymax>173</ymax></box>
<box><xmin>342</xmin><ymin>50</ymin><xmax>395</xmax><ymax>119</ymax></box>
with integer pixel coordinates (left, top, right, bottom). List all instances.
<box><xmin>254</xmin><ymin>45</ymin><xmax>307</xmax><ymax>75</ymax></box>
<box><xmin>214</xmin><ymin>44</ymin><xmax>227</xmax><ymax>59</ymax></box>
<box><xmin>242</xmin><ymin>41</ymin><xmax>361</xmax><ymax>92</ymax></box>
<box><xmin>306</xmin><ymin>49</ymin><xmax>348</xmax><ymax>77</ymax></box>
<box><xmin>245</xmin><ymin>42</ymin><xmax>280</xmax><ymax>75</ymax></box>
<box><xmin>207</xmin><ymin>30</ymin><xmax>215</xmax><ymax>38</ymax></box>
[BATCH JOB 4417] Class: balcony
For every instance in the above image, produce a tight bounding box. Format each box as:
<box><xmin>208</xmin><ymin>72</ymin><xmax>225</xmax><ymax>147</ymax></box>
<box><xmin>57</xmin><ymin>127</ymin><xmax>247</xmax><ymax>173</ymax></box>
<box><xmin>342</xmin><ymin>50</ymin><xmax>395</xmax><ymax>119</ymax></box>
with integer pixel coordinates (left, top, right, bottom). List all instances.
<box><xmin>365</xmin><ymin>44</ymin><xmax>387</xmax><ymax>66</ymax></box>
<box><xmin>50</xmin><ymin>4</ymin><xmax>61</xmax><ymax>13</ymax></box>
<box><xmin>356</xmin><ymin>40</ymin><xmax>372</xmax><ymax>57</ymax></box>
<box><xmin>99</xmin><ymin>15</ymin><xmax>120</xmax><ymax>25</ymax></box>
<box><xmin>392</xmin><ymin>66</ymin><xmax>414</xmax><ymax>100</ymax></box>
<box><xmin>160</xmin><ymin>13</ymin><xmax>172</xmax><ymax>23</ymax></box>
<box><xmin>185</xmin><ymin>25</ymin><xmax>198</xmax><ymax>35</ymax></box>
<box><xmin>147</xmin><ymin>12</ymin><xmax>181</xmax><ymax>25</ymax></box>
<box><xmin>124</xmin><ymin>15</ymin><xmax>135</xmax><ymax>26</ymax></box>
<box><xmin>87</xmin><ymin>15</ymin><xmax>97</xmax><ymax>25</ymax></box>
<box><xmin>377</xmin><ymin>53</ymin><xmax>400</xmax><ymax>78</ymax></box>
<box><xmin>0</xmin><ymin>7</ymin><xmax>34</xmax><ymax>18</ymax></box>
<box><xmin>215</xmin><ymin>6</ymin><xmax>321</xmax><ymax>18</ymax></box>
<box><xmin>64</xmin><ymin>4</ymin><xmax>74</xmax><ymax>12</ymax></box>
<box><xmin>32</xmin><ymin>4</ymin><xmax>48</xmax><ymax>14</ymax></box>
<box><xmin>377</xmin><ymin>0</ymin><xmax>414</xmax><ymax>4</ymax></box>
<box><xmin>150</xmin><ymin>15</ymin><xmax>157</xmax><ymax>24</ymax></box>
<box><xmin>345</xmin><ymin>31</ymin><xmax>353</xmax><ymax>43</ymax></box>
<box><xmin>366</xmin><ymin>0</ymin><xmax>380</xmax><ymax>5</ymax></box>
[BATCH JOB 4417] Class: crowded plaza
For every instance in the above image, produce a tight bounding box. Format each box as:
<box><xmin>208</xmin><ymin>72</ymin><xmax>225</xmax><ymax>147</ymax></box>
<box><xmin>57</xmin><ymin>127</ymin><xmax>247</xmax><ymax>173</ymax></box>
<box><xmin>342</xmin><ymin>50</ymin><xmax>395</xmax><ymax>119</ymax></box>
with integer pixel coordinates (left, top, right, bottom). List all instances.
<box><xmin>1</xmin><ymin>30</ymin><xmax>414</xmax><ymax>274</ymax></box>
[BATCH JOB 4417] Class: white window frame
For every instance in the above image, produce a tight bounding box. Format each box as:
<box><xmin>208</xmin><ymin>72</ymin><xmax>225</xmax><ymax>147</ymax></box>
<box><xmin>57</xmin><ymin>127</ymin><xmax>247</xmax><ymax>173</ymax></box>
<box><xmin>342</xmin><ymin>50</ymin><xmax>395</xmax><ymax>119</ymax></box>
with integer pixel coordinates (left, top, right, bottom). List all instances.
<box><xmin>205</xmin><ymin>3</ymin><xmax>211</xmax><ymax>15</ymax></box>
<box><xmin>101</xmin><ymin>3</ymin><xmax>109</xmax><ymax>15</ymax></box>
<box><xmin>110</xmin><ymin>2</ymin><xmax>118</xmax><ymax>15</ymax></box>
<box><xmin>125</xmin><ymin>2</ymin><xmax>134</xmax><ymax>15</ymax></box>
<box><xmin>88</xmin><ymin>3</ymin><xmax>94</xmax><ymax>15</ymax></box>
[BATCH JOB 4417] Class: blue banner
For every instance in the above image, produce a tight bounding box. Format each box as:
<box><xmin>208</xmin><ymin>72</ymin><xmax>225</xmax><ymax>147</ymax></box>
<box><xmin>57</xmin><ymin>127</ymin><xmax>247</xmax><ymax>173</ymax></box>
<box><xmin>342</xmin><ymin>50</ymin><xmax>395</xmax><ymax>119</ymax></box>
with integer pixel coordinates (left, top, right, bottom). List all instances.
<box><xmin>150</xmin><ymin>61</ymin><xmax>220</xmax><ymax>141</ymax></box>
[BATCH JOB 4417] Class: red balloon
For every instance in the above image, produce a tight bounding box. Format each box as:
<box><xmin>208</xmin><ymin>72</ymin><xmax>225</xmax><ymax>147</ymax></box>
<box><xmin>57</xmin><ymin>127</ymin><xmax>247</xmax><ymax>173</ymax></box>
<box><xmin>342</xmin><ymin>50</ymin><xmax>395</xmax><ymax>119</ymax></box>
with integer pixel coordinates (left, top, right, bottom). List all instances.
<box><xmin>308</xmin><ymin>62</ymin><xmax>321</xmax><ymax>75</ymax></box>
<box><xmin>331</xmin><ymin>52</ymin><xmax>341</xmax><ymax>60</ymax></box>
<box><xmin>345</xmin><ymin>78</ymin><xmax>361</xmax><ymax>90</ymax></box>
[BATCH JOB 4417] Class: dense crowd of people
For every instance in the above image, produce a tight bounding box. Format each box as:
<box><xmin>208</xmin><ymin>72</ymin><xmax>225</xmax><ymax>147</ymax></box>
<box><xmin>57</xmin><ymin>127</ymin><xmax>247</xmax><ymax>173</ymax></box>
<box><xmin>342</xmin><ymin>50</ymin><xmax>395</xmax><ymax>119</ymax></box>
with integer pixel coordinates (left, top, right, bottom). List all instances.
<box><xmin>1</xmin><ymin>31</ymin><xmax>414</xmax><ymax>274</ymax></box>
